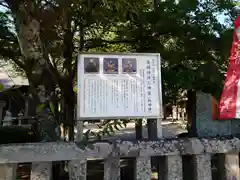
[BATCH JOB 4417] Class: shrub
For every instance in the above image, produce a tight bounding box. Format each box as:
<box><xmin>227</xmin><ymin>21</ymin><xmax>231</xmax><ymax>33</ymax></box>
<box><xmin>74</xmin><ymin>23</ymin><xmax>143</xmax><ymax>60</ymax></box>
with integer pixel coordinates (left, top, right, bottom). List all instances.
<box><xmin>0</xmin><ymin>126</ymin><xmax>37</xmax><ymax>144</ymax></box>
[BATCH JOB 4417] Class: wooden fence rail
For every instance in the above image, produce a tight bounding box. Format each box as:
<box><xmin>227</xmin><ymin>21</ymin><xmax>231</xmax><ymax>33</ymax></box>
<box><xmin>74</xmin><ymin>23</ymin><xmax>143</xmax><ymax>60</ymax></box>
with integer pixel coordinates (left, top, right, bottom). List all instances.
<box><xmin>0</xmin><ymin>137</ymin><xmax>240</xmax><ymax>180</ymax></box>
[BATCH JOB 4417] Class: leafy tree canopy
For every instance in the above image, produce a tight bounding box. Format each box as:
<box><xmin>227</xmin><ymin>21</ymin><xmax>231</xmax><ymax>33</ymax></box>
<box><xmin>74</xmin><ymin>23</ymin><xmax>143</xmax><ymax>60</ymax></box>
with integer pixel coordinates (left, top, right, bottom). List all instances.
<box><xmin>0</xmin><ymin>0</ymin><xmax>237</xmax><ymax>138</ymax></box>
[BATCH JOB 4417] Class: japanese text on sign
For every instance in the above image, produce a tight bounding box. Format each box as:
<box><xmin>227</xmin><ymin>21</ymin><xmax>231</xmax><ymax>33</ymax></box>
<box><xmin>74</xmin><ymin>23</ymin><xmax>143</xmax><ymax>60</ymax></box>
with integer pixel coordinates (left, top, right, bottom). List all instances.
<box><xmin>77</xmin><ymin>53</ymin><xmax>163</xmax><ymax>119</ymax></box>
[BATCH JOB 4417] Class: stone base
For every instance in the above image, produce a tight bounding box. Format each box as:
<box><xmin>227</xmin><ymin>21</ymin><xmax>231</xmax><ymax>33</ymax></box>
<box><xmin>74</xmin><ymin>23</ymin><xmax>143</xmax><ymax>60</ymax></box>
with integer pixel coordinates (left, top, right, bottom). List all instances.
<box><xmin>0</xmin><ymin>164</ymin><xmax>16</xmax><ymax>180</ymax></box>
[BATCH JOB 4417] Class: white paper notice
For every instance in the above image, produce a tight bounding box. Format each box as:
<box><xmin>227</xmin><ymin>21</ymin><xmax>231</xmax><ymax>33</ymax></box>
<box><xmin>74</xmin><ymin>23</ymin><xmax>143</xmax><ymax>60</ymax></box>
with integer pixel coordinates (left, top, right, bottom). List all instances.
<box><xmin>77</xmin><ymin>53</ymin><xmax>163</xmax><ymax>119</ymax></box>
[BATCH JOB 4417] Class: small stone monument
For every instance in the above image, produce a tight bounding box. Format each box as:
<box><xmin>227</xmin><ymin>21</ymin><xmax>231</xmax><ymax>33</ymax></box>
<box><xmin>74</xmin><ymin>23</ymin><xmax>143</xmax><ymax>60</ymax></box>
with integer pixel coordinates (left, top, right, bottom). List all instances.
<box><xmin>234</xmin><ymin>5</ymin><xmax>240</xmax><ymax>15</ymax></box>
<box><xmin>196</xmin><ymin>92</ymin><xmax>231</xmax><ymax>136</ymax></box>
<box><xmin>2</xmin><ymin>111</ymin><xmax>13</xmax><ymax>127</ymax></box>
<box><xmin>18</xmin><ymin>111</ymin><xmax>23</xmax><ymax>125</ymax></box>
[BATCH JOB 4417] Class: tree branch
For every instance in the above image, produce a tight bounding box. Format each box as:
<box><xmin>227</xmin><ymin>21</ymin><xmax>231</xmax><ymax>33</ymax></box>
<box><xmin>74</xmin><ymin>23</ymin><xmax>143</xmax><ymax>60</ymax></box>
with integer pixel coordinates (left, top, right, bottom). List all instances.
<box><xmin>3</xmin><ymin>0</ymin><xmax>22</xmax><ymax>13</ymax></box>
<box><xmin>84</xmin><ymin>39</ymin><xmax>132</xmax><ymax>49</ymax></box>
<box><xmin>38</xmin><ymin>0</ymin><xmax>73</xmax><ymax>30</ymax></box>
<box><xmin>62</xmin><ymin>5</ymin><xmax>74</xmax><ymax>77</ymax></box>
<box><xmin>0</xmin><ymin>1</ymin><xmax>9</xmax><ymax>9</ymax></box>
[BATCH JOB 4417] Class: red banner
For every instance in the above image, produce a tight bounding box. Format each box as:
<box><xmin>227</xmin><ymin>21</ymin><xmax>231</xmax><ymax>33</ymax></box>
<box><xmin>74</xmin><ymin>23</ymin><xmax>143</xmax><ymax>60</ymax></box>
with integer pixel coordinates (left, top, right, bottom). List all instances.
<box><xmin>218</xmin><ymin>15</ymin><xmax>240</xmax><ymax>119</ymax></box>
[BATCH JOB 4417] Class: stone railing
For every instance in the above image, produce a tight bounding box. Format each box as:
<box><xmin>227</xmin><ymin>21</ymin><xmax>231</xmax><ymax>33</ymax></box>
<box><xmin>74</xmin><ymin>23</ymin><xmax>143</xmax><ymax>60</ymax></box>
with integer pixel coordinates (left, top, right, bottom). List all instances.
<box><xmin>0</xmin><ymin>137</ymin><xmax>240</xmax><ymax>180</ymax></box>
<box><xmin>1</xmin><ymin>113</ymin><xmax>33</xmax><ymax>127</ymax></box>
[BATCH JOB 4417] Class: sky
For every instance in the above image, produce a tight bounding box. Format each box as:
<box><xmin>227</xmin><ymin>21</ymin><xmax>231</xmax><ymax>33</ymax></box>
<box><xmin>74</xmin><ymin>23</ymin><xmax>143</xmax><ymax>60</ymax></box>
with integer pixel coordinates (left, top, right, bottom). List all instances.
<box><xmin>217</xmin><ymin>14</ymin><xmax>226</xmax><ymax>24</ymax></box>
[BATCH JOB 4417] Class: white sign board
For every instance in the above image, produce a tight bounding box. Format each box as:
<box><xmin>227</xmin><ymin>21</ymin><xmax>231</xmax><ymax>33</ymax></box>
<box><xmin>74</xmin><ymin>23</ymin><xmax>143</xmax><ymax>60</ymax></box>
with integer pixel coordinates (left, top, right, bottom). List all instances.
<box><xmin>77</xmin><ymin>53</ymin><xmax>163</xmax><ymax>119</ymax></box>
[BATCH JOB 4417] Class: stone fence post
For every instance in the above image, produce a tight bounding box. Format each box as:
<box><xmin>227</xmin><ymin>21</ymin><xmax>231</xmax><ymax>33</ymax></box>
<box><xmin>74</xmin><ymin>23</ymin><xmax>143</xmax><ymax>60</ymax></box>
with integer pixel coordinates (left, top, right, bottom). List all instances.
<box><xmin>196</xmin><ymin>91</ymin><xmax>231</xmax><ymax>136</ymax></box>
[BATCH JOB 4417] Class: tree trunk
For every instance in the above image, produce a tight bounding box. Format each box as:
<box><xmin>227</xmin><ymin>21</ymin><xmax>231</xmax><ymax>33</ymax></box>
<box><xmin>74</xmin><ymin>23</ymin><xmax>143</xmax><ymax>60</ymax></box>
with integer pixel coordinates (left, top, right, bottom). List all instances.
<box><xmin>15</xmin><ymin>4</ymin><xmax>58</xmax><ymax>141</ymax></box>
<box><xmin>8</xmin><ymin>1</ymin><xmax>59</xmax><ymax>179</ymax></box>
<box><xmin>135</xmin><ymin>119</ymin><xmax>143</xmax><ymax>140</ymax></box>
<box><xmin>186</xmin><ymin>90</ymin><xmax>197</xmax><ymax>137</ymax></box>
<box><xmin>63</xmin><ymin>86</ymin><xmax>75</xmax><ymax>141</ymax></box>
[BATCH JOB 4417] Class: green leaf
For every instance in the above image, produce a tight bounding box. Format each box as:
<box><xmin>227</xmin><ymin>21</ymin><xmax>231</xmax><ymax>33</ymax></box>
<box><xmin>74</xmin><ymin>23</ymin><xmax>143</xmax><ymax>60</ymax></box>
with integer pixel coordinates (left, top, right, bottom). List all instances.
<box><xmin>36</xmin><ymin>104</ymin><xmax>45</xmax><ymax>113</ymax></box>
<box><xmin>102</xmin><ymin>127</ymin><xmax>106</xmax><ymax>136</ymax></box>
<box><xmin>106</xmin><ymin>128</ymin><xmax>111</xmax><ymax>136</ymax></box>
<box><xmin>0</xmin><ymin>84</ymin><xmax>4</xmax><ymax>92</ymax></box>
<box><xmin>109</xmin><ymin>125</ymin><xmax>114</xmax><ymax>133</ymax></box>
<box><xmin>84</xmin><ymin>129</ymin><xmax>91</xmax><ymax>140</ymax></box>
<box><xmin>118</xmin><ymin>122</ymin><xmax>124</xmax><ymax>128</ymax></box>
<box><xmin>49</xmin><ymin>102</ymin><xmax>55</xmax><ymax>114</ymax></box>
<box><xmin>97</xmin><ymin>124</ymin><xmax>102</xmax><ymax>128</ymax></box>
<box><xmin>97</xmin><ymin>134</ymin><xmax>102</xmax><ymax>140</ymax></box>
<box><xmin>114</xmin><ymin>124</ymin><xmax>120</xmax><ymax>131</ymax></box>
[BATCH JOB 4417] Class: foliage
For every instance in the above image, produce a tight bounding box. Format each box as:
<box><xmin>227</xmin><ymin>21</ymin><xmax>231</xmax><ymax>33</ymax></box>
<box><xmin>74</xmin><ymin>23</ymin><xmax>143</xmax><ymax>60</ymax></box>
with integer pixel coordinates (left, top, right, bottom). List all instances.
<box><xmin>0</xmin><ymin>0</ymin><xmax>146</xmax><ymax>140</ymax></box>
<box><xmin>0</xmin><ymin>83</ymin><xmax>4</xmax><ymax>92</ymax></box>
<box><xmin>0</xmin><ymin>11</ymin><xmax>24</xmax><ymax>74</ymax></box>
<box><xmin>82</xmin><ymin>119</ymin><xmax>131</xmax><ymax>142</ymax></box>
<box><xmin>115</xmin><ymin>0</ymin><xmax>236</xmax><ymax>102</ymax></box>
<box><xmin>0</xmin><ymin>0</ymin><xmax>238</xmax><ymax>140</ymax></box>
<box><xmin>0</xmin><ymin>126</ymin><xmax>37</xmax><ymax>144</ymax></box>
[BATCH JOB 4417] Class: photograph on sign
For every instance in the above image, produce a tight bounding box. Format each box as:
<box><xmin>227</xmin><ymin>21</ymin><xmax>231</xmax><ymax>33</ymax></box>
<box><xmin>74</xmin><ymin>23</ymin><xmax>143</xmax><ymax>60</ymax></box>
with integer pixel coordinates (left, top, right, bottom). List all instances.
<box><xmin>122</xmin><ymin>58</ymin><xmax>137</xmax><ymax>73</ymax></box>
<box><xmin>84</xmin><ymin>57</ymin><xmax>99</xmax><ymax>73</ymax></box>
<box><xmin>103</xmin><ymin>58</ymin><xmax>118</xmax><ymax>74</ymax></box>
<box><xmin>77</xmin><ymin>53</ymin><xmax>163</xmax><ymax>119</ymax></box>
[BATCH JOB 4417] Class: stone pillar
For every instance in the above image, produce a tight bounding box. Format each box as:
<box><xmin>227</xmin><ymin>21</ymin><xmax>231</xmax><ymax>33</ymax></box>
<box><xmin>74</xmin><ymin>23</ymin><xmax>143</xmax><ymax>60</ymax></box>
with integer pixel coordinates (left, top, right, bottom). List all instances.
<box><xmin>172</xmin><ymin>105</ymin><xmax>177</xmax><ymax>120</ymax></box>
<box><xmin>69</xmin><ymin>160</ymin><xmax>87</xmax><ymax>180</ymax></box>
<box><xmin>193</xmin><ymin>154</ymin><xmax>212</xmax><ymax>180</ymax></box>
<box><xmin>224</xmin><ymin>153</ymin><xmax>240</xmax><ymax>180</ymax></box>
<box><xmin>165</xmin><ymin>155</ymin><xmax>183</xmax><ymax>180</ymax></box>
<box><xmin>2</xmin><ymin>111</ymin><xmax>13</xmax><ymax>127</ymax></box>
<box><xmin>18</xmin><ymin>111</ymin><xmax>23</xmax><ymax>125</ymax></box>
<box><xmin>24</xmin><ymin>98</ymin><xmax>29</xmax><ymax>117</ymax></box>
<box><xmin>177</xmin><ymin>106</ymin><xmax>181</xmax><ymax>120</ymax></box>
<box><xmin>0</xmin><ymin>164</ymin><xmax>17</xmax><ymax>180</ymax></box>
<box><xmin>104</xmin><ymin>158</ymin><xmax>121</xmax><ymax>180</ymax></box>
<box><xmin>218</xmin><ymin>153</ymin><xmax>240</xmax><ymax>180</ymax></box>
<box><xmin>157</xmin><ymin>118</ymin><xmax>162</xmax><ymax>138</ymax></box>
<box><xmin>196</xmin><ymin>92</ymin><xmax>231</xmax><ymax>136</ymax></box>
<box><xmin>134</xmin><ymin>157</ymin><xmax>151</xmax><ymax>180</ymax></box>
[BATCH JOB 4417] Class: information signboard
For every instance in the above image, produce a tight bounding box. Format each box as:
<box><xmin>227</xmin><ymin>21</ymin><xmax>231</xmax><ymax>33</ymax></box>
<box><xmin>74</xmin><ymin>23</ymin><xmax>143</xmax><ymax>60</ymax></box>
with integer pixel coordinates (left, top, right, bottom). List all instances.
<box><xmin>77</xmin><ymin>53</ymin><xmax>163</xmax><ymax>119</ymax></box>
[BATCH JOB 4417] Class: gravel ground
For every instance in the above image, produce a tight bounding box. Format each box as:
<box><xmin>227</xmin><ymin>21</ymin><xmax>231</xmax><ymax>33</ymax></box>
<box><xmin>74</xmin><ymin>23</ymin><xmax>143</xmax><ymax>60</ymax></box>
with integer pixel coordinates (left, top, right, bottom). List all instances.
<box><xmin>80</xmin><ymin>120</ymin><xmax>187</xmax><ymax>140</ymax></box>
